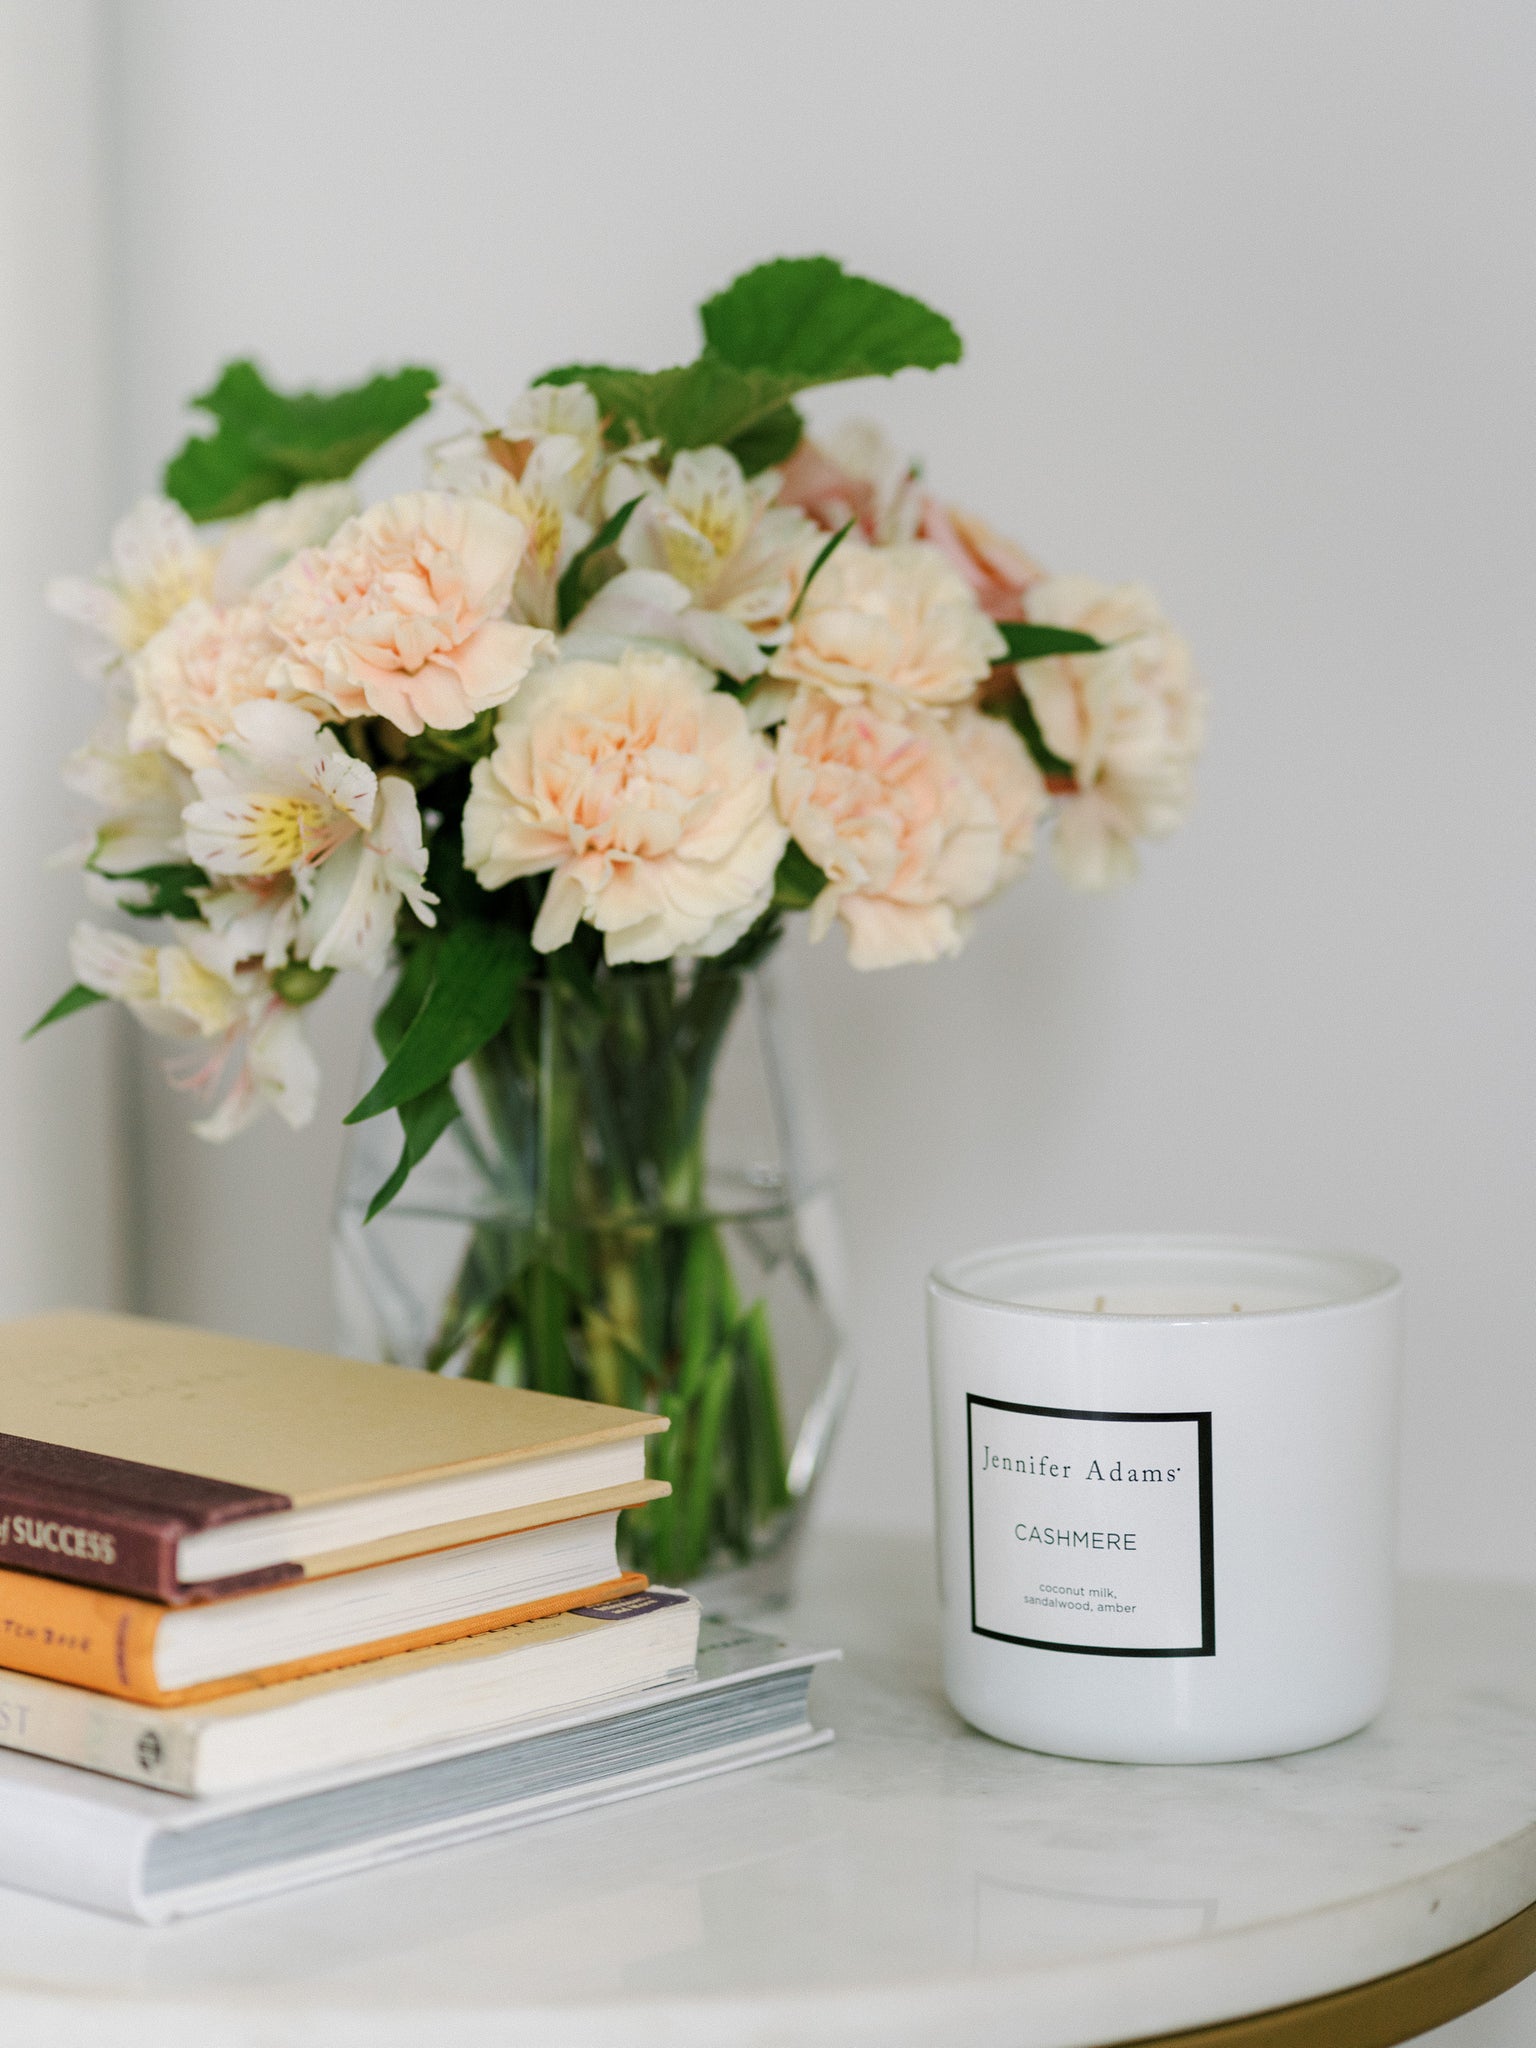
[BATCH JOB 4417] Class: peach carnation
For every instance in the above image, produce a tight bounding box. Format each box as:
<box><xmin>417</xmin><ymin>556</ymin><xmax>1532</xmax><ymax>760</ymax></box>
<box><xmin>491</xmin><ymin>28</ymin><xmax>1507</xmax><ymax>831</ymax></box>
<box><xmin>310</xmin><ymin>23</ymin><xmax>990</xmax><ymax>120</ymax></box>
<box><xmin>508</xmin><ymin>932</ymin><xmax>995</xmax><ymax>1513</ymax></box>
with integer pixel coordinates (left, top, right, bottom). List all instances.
<box><xmin>768</xmin><ymin>540</ymin><xmax>1005</xmax><ymax>710</ymax></box>
<box><xmin>265</xmin><ymin>490</ymin><xmax>551</xmax><ymax>736</ymax></box>
<box><xmin>774</xmin><ymin>688</ymin><xmax>1002</xmax><ymax>970</ymax></box>
<box><xmin>948</xmin><ymin>707</ymin><xmax>1048</xmax><ymax>887</ymax></box>
<box><xmin>463</xmin><ymin>649</ymin><xmax>787</xmax><ymax>964</ymax></box>
<box><xmin>1019</xmin><ymin>576</ymin><xmax>1203</xmax><ymax>888</ymax></box>
<box><xmin>127</xmin><ymin>600</ymin><xmax>288</xmax><ymax>772</ymax></box>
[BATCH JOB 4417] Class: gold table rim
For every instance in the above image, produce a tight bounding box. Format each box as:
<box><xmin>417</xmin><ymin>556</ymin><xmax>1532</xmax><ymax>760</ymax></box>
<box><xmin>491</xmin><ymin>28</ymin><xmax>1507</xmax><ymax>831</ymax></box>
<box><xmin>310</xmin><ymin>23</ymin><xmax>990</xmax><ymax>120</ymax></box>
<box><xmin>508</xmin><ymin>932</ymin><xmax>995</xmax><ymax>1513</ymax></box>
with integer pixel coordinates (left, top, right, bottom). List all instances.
<box><xmin>1117</xmin><ymin>1895</ymin><xmax>1536</xmax><ymax>2047</ymax></box>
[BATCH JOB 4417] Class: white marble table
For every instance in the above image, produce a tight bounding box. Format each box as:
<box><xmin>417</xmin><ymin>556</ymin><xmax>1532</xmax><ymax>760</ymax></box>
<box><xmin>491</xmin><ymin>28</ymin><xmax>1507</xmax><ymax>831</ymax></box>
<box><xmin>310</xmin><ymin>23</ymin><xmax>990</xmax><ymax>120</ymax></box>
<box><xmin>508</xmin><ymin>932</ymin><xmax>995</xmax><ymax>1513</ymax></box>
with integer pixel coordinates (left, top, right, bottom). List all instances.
<box><xmin>0</xmin><ymin>1534</ymin><xmax>1533</xmax><ymax>2047</ymax></box>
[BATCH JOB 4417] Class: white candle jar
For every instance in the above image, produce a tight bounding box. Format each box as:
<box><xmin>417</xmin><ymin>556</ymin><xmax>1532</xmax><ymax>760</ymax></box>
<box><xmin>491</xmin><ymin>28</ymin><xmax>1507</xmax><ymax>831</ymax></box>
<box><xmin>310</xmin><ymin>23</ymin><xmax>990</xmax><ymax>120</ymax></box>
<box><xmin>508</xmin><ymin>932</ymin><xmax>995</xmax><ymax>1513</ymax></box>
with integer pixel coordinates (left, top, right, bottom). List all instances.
<box><xmin>927</xmin><ymin>1235</ymin><xmax>1402</xmax><ymax>1763</ymax></box>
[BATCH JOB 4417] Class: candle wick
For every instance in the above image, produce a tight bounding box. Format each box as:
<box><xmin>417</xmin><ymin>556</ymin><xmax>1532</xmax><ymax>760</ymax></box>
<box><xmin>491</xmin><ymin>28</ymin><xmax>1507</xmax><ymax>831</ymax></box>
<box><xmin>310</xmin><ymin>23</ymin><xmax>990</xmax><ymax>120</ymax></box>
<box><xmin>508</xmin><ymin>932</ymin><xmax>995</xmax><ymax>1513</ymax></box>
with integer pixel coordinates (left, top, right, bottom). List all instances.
<box><xmin>1231</xmin><ymin>1302</ymin><xmax>1242</xmax><ymax>1313</ymax></box>
<box><xmin>1094</xmin><ymin>1295</ymin><xmax>1106</xmax><ymax>1313</ymax></box>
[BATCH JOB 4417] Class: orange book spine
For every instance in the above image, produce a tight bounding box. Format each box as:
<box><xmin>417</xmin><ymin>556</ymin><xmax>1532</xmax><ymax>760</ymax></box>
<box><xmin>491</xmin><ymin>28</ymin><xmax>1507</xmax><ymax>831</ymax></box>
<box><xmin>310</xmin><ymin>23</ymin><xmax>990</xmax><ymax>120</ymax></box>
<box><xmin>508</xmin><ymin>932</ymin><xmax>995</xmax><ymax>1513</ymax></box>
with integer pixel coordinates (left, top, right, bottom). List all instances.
<box><xmin>0</xmin><ymin>1567</ymin><xmax>161</xmax><ymax>1698</ymax></box>
<box><xmin>0</xmin><ymin>1567</ymin><xmax>648</xmax><ymax>1706</ymax></box>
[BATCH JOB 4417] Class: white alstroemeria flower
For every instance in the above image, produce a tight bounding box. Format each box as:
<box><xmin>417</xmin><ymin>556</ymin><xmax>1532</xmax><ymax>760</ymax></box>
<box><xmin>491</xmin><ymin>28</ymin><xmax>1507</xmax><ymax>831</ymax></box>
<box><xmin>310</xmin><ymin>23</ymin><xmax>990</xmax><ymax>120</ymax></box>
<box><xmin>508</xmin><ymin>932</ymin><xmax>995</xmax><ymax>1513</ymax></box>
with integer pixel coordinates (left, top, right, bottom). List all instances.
<box><xmin>501</xmin><ymin>382</ymin><xmax>606</xmax><ymax>483</ymax></box>
<box><xmin>71</xmin><ymin>922</ymin><xmax>247</xmax><ymax>1038</ymax></box>
<box><xmin>186</xmin><ymin>996</ymin><xmax>320</xmax><ymax>1141</ymax></box>
<box><xmin>71</xmin><ymin>919</ymin><xmax>322</xmax><ymax>1140</ymax></box>
<box><xmin>48</xmin><ymin>498</ymin><xmax>216</xmax><ymax>674</ymax></box>
<box><xmin>63</xmin><ymin>703</ymin><xmax>194</xmax><ymax>882</ymax></box>
<box><xmin>298</xmin><ymin>776</ymin><xmax>436</xmax><ymax>975</ymax></box>
<box><xmin>560</xmin><ymin>567</ymin><xmax>765</xmax><ymax>682</ymax></box>
<box><xmin>430</xmin><ymin>388</ymin><xmax>608</xmax><ymax>630</ymax></box>
<box><xmin>194</xmin><ymin>882</ymin><xmax>302</xmax><ymax>975</ymax></box>
<box><xmin>212</xmin><ymin>482</ymin><xmax>359</xmax><ymax>603</ymax></box>
<box><xmin>182</xmin><ymin>700</ymin><xmax>436</xmax><ymax>975</ymax></box>
<box><xmin>616</xmin><ymin>446</ymin><xmax>823</xmax><ymax>649</ymax></box>
<box><xmin>429</xmin><ymin>433</ymin><xmax>594</xmax><ymax>630</ymax></box>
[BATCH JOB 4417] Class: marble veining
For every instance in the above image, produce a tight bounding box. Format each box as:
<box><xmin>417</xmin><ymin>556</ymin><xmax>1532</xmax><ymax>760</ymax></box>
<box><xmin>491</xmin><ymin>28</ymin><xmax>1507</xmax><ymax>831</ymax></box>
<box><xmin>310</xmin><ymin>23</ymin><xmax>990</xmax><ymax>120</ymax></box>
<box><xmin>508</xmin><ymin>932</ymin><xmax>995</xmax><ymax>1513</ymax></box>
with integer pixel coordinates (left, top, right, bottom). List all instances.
<box><xmin>0</xmin><ymin>1536</ymin><xmax>1529</xmax><ymax>2047</ymax></box>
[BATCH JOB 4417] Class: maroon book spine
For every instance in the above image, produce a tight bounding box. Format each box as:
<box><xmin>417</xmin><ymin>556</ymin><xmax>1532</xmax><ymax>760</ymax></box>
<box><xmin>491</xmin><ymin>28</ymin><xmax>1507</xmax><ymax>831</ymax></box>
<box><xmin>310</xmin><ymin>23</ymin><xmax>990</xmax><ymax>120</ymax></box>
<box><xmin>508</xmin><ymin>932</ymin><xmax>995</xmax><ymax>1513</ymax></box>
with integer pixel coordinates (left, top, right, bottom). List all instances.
<box><xmin>0</xmin><ymin>1435</ymin><xmax>297</xmax><ymax>1604</ymax></box>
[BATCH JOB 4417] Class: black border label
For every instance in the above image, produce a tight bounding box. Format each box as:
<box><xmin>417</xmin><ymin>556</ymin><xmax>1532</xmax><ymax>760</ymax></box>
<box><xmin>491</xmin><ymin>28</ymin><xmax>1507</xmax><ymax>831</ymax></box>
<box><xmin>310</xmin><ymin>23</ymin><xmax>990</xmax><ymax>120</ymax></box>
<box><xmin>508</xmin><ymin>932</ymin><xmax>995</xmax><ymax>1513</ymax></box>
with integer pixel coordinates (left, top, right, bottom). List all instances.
<box><xmin>966</xmin><ymin>1394</ymin><xmax>1215</xmax><ymax>1658</ymax></box>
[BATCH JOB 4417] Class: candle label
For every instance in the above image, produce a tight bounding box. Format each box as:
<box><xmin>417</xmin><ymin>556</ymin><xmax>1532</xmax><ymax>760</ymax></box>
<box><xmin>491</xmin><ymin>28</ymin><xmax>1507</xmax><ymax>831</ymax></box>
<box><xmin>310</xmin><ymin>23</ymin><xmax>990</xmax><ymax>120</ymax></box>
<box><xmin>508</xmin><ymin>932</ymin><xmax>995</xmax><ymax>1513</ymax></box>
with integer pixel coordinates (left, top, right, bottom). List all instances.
<box><xmin>967</xmin><ymin>1396</ymin><xmax>1214</xmax><ymax>1656</ymax></box>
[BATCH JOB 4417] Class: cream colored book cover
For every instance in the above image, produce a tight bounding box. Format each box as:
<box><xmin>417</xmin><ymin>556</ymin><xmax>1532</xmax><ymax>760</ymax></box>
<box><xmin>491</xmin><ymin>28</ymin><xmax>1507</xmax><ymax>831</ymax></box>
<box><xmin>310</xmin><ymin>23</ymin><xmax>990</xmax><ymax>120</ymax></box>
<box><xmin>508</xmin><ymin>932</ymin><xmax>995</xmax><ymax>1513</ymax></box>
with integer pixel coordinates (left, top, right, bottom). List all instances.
<box><xmin>0</xmin><ymin>1312</ymin><xmax>667</xmax><ymax>1601</ymax></box>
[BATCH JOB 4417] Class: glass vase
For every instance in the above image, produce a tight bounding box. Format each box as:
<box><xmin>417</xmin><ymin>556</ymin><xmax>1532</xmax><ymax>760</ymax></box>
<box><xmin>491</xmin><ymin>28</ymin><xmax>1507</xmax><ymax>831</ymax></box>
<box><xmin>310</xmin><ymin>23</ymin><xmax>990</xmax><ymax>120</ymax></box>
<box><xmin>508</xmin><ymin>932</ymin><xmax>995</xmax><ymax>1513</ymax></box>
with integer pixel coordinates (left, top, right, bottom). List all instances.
<box><xmin>333</xmin><ymin>950</ymin><xmax>850</xmax><ymax>1607</ymax></box>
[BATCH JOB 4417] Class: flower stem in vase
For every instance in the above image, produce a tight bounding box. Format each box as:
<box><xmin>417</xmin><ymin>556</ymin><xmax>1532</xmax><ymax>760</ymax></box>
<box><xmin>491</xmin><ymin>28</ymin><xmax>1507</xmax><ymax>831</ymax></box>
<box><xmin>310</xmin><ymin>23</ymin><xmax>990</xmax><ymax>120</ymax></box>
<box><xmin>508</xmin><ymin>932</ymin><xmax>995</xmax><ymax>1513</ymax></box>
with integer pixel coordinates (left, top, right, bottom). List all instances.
<box><xmin>424</xmin><ymin>964</ymin><xmax>796</xmax><ymax>1581</ymax></box>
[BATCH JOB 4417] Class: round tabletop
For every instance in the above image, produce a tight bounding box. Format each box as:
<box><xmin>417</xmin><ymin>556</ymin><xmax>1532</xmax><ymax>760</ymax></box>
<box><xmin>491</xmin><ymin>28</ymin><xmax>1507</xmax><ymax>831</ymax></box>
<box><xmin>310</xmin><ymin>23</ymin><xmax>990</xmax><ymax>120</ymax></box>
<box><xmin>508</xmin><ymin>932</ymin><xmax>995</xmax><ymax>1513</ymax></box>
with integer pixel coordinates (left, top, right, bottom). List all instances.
<box><xmin>0</xmin><ymin>1534</ymin><xmax>1534</xmax><ymax>2047</ymax></box>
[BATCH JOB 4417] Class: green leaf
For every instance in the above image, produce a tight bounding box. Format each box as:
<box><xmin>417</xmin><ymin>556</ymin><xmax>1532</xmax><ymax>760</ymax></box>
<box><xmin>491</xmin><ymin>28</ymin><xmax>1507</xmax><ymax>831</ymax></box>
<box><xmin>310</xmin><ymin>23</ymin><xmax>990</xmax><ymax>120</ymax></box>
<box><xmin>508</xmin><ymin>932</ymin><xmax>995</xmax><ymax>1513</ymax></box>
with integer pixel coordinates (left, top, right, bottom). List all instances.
<box><xmin>990</xmin><ymin>683</ymin><xmax>1077</xmax><ymax>783</ymax></box>
<box><xmin>374</xmin><ymin>936</ymin><xmax>441</xmax><ymax>1060</ymax></box>
<box><xmin>538</xmin><ymin>358</ymin><xmax>800</xmax><ymax>459</ymax></box>
<box><xmin>700</xmin><ymin>256</ymin><xmax>962</xmax><ymax>381</ymax></box>
<box><xmin>790</xmin><ymin>518</ymin><xmax>855</xmax><ymax>620</ymax></box>
<box><xmin>989</xmin><ymin>624</ymin><xmax>1106</xmax><ymax>781</ymax></box>
<box><xmin>164</xmin><ymin>359</ymin><xmax>439</xmax><ymax>522</ymax></box>
<box><xmin>395</xmin><ymin>710</ymin><xmax>499</xmax><ymax>788</ymax></box>
<box><xmin>163</xmin><ymin>435</ymin><xmax>292</xmax><ymax>525</ymax></box>
<box><xmin>25</xmin><ymin>983</ymin><xmax>107</xmax><ymax>1040</ymax></box>
<box><xmin>344</xmin><ymin>922</ymin><xmax>531</xmax><ymax>1125</ymax></box>
<box><xmin>728</xmin><ymin>401</ymin><xmax>804</xmax><ymax>476</ymax></box>
<box><xmin>535</xmin><ymin>257</ymin><xmax>962</xmax><ymax>462</ymax></box>
<box><xmin>364</xmin><ymin>1080</ymin><xmax>460</xmax><ymax>1223</ymax></box>
<box><xmin>997</xmin><ymin>621</ymin><xmax>1108</xmax><ymax>663</ymax></box>
<box><xmin>556</xmin><ymin>493</ymin><xmax>644</xmax><ymax>629</ymax></box>
<box><xmin>109</xmin><ymin>862</ymin><xmax>208</xmax><ymax>921</ymax></box>
<box><xmin>771</xmin><ymin>839</ymin><xmax>828</xmax><ymax>912</ymax></box>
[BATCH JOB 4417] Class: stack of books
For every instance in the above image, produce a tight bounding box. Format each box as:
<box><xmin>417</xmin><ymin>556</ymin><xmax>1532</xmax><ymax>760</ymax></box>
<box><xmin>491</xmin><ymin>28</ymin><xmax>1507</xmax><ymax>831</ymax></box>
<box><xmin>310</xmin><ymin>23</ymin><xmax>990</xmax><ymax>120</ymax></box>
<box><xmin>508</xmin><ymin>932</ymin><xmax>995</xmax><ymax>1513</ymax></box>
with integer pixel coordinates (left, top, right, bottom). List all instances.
<box><xmin>0</xmin><ymin>1313</ymin><xmax>832</xmax><ymax>1921</ymax></box>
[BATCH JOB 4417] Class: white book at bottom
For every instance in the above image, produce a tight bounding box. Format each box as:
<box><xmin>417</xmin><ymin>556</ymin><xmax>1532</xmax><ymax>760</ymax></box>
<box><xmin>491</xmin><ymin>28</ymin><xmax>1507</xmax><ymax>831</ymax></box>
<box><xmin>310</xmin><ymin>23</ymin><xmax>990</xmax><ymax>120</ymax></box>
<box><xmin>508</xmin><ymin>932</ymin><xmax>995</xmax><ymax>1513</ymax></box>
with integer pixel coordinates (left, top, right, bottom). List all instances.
<box><xmin>0</xmin><ymin>1622</ymin><xmax>836</xmax><ymax>1923</ymax></box>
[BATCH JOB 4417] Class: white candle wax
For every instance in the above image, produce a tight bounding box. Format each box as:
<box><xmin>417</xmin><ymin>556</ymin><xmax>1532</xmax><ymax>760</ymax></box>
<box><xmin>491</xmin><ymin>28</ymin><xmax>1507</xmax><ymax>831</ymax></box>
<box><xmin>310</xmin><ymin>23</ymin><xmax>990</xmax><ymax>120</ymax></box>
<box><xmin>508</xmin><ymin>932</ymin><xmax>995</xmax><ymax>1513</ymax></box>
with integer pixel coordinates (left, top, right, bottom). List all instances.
<box><xmin>1018</xmin><ymin>1286</ymin><xmax>1316</xmax><ymax>1316</ymax></box>
<box><xmin>954</xmin><ymin>1239</ymin><xmax>1383</xmax><ymax>1321</ymax></box>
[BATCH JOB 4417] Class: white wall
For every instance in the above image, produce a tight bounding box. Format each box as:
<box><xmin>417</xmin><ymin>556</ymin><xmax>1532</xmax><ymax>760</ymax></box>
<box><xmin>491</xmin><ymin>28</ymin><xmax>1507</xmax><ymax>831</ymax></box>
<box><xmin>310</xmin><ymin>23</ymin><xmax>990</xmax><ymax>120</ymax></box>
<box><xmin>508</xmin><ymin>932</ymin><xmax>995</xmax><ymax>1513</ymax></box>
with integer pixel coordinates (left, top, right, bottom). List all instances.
<box><xmin>0</xmin><ymin>0</ymin><xmax>124</xmax><ymax>1316</ymax></box>
<box><xmin>21</xmin><ymin>4</ymin><xmax>1536</xmax><ymax>2037</ymax></box>
<box><xmin>104</xmin><ymin>0</ymin><xmax>1535</xmax><ymax>1588</ymax></box>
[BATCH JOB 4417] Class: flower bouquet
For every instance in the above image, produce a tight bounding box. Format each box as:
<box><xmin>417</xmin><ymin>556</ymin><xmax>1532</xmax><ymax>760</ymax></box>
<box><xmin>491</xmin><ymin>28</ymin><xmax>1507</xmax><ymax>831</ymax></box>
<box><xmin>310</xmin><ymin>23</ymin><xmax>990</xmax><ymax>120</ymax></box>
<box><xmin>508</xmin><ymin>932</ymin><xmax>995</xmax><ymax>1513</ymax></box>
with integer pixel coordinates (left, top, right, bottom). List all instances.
<box><xmin>37</xmin><ymin>256</ymin><xmax>1202</xmax><ymax>1587</ymax></box>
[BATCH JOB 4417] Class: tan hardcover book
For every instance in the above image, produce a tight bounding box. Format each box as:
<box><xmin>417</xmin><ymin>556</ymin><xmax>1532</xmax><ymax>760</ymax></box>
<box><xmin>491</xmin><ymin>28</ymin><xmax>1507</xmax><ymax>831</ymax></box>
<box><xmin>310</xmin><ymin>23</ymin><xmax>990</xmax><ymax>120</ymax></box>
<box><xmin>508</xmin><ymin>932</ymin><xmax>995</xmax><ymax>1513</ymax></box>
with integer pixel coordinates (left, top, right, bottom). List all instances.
<box><xmin>0</xmin><ymin>1313</ymin><xmax>667</xmax><ymax>1601</ymax></box>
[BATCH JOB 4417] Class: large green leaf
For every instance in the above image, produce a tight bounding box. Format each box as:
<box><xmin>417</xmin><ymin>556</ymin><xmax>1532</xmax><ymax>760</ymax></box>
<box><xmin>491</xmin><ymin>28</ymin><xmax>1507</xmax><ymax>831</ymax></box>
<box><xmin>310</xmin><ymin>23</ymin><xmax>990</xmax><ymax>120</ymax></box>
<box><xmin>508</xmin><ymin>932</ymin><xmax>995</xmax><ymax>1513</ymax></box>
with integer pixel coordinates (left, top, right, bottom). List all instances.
<box><xmin>344</xmin><ymin>922</ymin><xmax>532</xmax><ymax>1125</ymax></box>
<box><xmin>728</xmin><ymin>401</ymin><xmax>804</xmax><ymax>476</ymax></box>
<box><xmin>536</xmin><ymin>255</ymin><xmax>962</xmax><ymax>461</ymax></box>
<box><xmin>165</xmin><ymin>360</ymin><xmax>440</xmax><ymax>523</ymax></box>
<box><xmin>539</xmin><ymin>359</ymin><xmax>800</xmax><ymax>459</ymax></box>
<box><xmin>24</xmin><ymin>983</ymin><xmax>107</xmax><ymax>1040</ymax></box>
<box><xmin>700</xmin><ymin>256</ymin><xmax>961</xmax><ymax>381</ymax></box>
